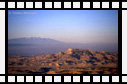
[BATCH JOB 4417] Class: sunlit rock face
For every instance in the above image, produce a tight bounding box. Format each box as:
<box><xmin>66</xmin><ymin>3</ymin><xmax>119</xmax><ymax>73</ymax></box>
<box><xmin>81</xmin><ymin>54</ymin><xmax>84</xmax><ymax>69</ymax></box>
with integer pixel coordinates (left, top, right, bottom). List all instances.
<box><xmin>65</xmin><ymin>48</ymin><xmax>73</xmax><ymax>55</ymax></box>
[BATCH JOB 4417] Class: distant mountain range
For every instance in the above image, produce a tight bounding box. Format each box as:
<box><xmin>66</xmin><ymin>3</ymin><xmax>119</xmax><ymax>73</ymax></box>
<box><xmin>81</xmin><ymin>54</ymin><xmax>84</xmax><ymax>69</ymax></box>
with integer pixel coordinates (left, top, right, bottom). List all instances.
<box><xmin>8</xmin><ymin>37</ymin><xmax>64</xmax><ymax>45</ymax></box>
<box><xmin>8</xmin><ymin>37</ymin><xmax>118</xmax><ymax>56</ymax></box>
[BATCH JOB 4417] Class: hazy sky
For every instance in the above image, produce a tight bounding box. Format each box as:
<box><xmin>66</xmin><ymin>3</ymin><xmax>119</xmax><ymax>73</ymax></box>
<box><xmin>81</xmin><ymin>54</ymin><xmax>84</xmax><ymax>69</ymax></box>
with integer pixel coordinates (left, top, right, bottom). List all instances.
<box><xmin>8</xmin><ymin>10</ymin><xmax>118</xmax><ymax>43</ymax></box>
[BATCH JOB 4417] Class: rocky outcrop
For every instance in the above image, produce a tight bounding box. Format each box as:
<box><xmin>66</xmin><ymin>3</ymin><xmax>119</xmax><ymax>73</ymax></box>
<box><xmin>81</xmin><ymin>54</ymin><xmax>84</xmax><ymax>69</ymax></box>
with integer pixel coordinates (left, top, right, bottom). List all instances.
<box><xmin>8</xmin><ymin>48</ymin><xmax>118</xmax><ymax>74</ymax></box>
<box><xmin>65</xmin><ymin>48</ymin><xmax>73</xmax><ymax>54</ymax></box>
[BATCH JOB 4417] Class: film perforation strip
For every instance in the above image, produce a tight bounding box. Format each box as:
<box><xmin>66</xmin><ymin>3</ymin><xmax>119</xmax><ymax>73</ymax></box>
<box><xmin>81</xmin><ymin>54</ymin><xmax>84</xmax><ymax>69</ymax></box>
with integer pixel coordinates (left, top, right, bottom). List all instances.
<box><xmin>0</xmin><ymin>1</ymin><xmax>127</xmax><ymax>9</ymax></box>
<box><xmin>0</xmin><ymin>75</ymin><xmax>127</xmax><ymax>83</ymax></box>
<box><xmin>0</xmin><ymin>0</ymin><xmax>127</xmax><ymax>83</ymax></box>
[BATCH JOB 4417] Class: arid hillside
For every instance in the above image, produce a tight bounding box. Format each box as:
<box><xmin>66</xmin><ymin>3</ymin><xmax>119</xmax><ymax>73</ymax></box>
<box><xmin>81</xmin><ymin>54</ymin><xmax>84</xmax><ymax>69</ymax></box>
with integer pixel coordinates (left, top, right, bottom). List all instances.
<box><xmin>8</xmin><ymin>48</ymin><xmax>118</xmax><ymax>74</ymax></box>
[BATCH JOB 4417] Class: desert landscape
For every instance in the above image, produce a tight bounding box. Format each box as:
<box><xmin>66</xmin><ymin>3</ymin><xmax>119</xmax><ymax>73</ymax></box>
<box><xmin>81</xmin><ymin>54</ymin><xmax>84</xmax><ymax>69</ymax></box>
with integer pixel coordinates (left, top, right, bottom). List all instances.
<box><xmin>8</xmin><ymin>48</ymin><xmax>118</xmax><ymax>74</ymax></box>
<box><xmin>8</xmin><ymin>10</ymin><xmax>118</xmax><ymax>74</ymax></box>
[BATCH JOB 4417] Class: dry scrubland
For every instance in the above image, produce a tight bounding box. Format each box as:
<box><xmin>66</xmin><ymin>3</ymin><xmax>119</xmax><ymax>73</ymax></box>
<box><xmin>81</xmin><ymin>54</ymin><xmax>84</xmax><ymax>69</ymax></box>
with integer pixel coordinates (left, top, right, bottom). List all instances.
<box><xmin>8</xmin><ymin>48</ymin><xmax>118</xmax><ymax>74</ymax></box>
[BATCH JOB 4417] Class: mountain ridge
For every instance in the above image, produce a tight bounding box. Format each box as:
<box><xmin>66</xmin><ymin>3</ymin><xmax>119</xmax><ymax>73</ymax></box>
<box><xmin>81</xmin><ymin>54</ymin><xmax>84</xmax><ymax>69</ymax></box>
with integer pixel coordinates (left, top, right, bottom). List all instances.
<box><xmin>8</xmin><ymin>48</ymin><xmax>118</xmax><ymax>74</ymax></box>
<box><xmin>8</xmin><ymin>37</ymin><xmax>64</xmax><ymax>44</ymax></box>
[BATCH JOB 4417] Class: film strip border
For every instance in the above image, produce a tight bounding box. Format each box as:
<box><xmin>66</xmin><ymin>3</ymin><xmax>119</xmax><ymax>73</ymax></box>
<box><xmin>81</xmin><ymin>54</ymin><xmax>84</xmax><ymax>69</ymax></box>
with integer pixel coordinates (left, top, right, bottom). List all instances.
<box><xmin>0</xmin><ymin>75</ymin><xmax>127</xmax><ymax>83</ymax></box>
<box><xmin>0</xmin><ymin>0</ymin><xmax>126</xmax><ymax>83</ymax></box>
<box><xmin>0</xmin><ymin>1</ymin><xmax>127</xmax><ymax>9</ymax></box>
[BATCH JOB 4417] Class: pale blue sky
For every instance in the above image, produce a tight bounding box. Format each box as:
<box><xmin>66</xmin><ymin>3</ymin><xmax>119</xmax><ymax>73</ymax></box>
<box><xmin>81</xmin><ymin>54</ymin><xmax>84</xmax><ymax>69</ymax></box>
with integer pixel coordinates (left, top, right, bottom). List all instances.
<box><xmin>8</xmin><ymin>10</ymin><xmax>118</xmax><ymax>43</ymax></box>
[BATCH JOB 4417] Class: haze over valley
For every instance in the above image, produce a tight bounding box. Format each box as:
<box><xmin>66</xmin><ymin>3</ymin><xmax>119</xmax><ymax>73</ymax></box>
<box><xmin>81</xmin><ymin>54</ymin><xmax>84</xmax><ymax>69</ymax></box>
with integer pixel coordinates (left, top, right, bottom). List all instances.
<box><xmin>8</xmin><ymin>37</ymin><xmax>118</xmax><ymax>56</ymax></box>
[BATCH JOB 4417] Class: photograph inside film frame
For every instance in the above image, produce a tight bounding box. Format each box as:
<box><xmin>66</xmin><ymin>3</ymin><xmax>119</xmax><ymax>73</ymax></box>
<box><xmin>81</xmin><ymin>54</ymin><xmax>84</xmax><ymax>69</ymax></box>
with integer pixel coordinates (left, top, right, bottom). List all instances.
<box><xmin>8</xmin><ymin>10</ymin><xmax>118</xmax><ymax>74</ymax></box>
